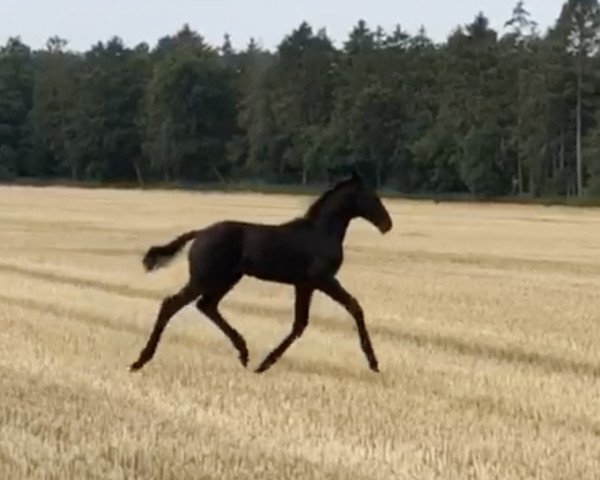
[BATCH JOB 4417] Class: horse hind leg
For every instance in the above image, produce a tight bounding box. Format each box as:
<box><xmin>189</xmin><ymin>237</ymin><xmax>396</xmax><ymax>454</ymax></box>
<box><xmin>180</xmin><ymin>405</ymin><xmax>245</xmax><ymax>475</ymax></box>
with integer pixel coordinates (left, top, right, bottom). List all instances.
<box><xmin>255</xmin><ymin>285</ymin><xmax>313</xmax><ymax>373</ymax></box>
<box><xmin>130</xmin><ymin>282</ymin><xmax>200</xmax><ymax>371</ymax></box>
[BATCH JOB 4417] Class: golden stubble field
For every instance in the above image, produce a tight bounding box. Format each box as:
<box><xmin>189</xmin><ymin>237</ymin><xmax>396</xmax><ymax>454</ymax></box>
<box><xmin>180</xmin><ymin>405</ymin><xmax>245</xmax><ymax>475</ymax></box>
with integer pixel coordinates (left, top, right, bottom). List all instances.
<box><xmin>1</xmin><ymin>185</ymin><xmax>600</xmax><ymax>480</ymax></box>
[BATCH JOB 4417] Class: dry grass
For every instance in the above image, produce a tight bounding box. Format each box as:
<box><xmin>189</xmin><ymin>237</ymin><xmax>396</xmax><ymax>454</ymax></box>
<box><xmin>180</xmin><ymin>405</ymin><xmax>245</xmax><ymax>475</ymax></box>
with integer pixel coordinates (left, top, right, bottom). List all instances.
<box><xmin>1</xmin><ymin>185</ymin><xmax>600</xmax><ymax>480</ymax></box>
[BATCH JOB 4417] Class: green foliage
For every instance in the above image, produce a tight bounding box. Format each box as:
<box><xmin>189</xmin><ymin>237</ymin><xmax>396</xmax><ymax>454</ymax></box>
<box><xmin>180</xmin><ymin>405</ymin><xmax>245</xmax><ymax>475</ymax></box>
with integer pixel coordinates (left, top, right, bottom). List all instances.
<box><xmin>0</xmin><ymin>37</ymin><xmax>34</xmax><ymax>178</ymax></box>
<box><xmin>141</xmin><ymin>26</ymin><xmax>236</xmax><ymax>182</ymax></box>
<box><xmin>4</xmin><ymin>1</ymin><xmax>600</xmax><ymax>199</ymax></box>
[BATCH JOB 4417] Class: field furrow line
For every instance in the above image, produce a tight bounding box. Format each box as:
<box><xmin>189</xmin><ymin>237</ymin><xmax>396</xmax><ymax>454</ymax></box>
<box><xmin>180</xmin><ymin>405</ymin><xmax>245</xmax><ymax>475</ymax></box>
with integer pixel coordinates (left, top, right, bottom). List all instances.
<box><xmin>2</xmin><ymin>259</ymin><xmax>598</xmax><ymax>381</ymax></box>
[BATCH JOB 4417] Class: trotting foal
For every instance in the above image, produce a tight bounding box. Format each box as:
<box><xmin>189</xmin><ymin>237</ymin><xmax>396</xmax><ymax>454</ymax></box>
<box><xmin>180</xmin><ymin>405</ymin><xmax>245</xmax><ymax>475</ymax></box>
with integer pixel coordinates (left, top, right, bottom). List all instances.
<box><xmin>130</xmin><ymin>171</ymin><xmax>393</xmax><ymax>374</ymax></box>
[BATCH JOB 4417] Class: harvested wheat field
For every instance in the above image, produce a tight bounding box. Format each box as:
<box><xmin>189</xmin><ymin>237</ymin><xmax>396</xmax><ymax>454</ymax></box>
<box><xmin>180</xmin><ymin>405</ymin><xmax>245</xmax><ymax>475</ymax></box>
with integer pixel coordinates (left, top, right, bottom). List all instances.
<box><xmin>1</xmin><ymin>185</ymin><xmax>600</xmax><ymax>480</ymax></box>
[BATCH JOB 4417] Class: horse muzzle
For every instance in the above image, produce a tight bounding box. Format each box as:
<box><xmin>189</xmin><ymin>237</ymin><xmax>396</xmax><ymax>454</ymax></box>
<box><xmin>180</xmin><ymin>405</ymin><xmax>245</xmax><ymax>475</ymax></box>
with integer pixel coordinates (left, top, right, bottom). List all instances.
<box><xmin>377</xmin><ymin>215</ymin><xmax>393</xmax><ymax>234</ymax></box>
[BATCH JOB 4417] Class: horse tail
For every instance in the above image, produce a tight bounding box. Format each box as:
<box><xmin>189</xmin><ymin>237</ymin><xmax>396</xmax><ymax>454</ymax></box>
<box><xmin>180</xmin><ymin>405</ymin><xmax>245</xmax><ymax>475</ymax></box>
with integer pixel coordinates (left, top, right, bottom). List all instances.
<box><xmin>142</xmin><ymin>230</ymin><xmax>198</xmax><ymax>272</ymax></box>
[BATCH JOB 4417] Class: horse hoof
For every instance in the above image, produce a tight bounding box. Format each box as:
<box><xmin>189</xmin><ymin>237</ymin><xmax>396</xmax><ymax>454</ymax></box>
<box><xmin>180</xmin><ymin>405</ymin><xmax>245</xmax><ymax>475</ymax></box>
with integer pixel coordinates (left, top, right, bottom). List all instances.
<box><xmin>129</xmin><ymin>361</ymin><xmax>144</xmax><ymax>372</ymax></box>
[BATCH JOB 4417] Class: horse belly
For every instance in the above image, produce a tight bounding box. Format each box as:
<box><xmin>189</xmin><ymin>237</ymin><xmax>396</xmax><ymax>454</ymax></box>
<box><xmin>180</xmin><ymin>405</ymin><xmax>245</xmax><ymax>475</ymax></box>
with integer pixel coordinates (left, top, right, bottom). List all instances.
<box><xmin>243</xmin><ymin>250</ymin><xmax>308</xmax><ymax>284</ymax></box>
<box><xmin>242</xmin><ymin>232</ymin><xmax>341</xmax><ymax>284</ymax></box>
<box><xmin>242</xmin><ymin>233</ymin><xmax>313</xmax><ymax>284</ymax></box>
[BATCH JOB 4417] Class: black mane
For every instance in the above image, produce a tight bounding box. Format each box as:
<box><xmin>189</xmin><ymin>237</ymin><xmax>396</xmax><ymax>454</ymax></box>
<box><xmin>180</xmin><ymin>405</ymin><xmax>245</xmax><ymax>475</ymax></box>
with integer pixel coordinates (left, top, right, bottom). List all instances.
<box><xmin>304</xmin><ymin>178</ymin><xmax>355</xmax><ymax>221</ymax></box>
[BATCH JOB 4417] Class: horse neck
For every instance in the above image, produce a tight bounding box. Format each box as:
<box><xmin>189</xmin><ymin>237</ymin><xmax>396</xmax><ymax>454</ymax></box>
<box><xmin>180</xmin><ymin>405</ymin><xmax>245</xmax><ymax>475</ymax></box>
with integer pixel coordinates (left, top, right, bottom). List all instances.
<box><xmin>311</xmin><ymin>193</ymin><xmax>355</xmax><ymax>242</ymax></box>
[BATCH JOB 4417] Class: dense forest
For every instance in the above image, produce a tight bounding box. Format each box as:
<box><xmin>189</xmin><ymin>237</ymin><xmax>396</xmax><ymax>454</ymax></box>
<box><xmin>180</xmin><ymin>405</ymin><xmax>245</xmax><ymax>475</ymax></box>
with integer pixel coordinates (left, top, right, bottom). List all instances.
<box><xmin>2</xmin><ymin>0</ymin><xmax>600</xmax><ymax>198</ymax></box>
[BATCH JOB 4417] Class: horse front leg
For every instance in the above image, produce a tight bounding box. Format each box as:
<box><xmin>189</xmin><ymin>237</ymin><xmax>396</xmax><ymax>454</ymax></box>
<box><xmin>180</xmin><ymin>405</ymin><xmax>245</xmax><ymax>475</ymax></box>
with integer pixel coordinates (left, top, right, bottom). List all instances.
<box><xmin>317</xmin><ymin>277</ymin><xmax>379</xmax><ymax>372</ymax></box>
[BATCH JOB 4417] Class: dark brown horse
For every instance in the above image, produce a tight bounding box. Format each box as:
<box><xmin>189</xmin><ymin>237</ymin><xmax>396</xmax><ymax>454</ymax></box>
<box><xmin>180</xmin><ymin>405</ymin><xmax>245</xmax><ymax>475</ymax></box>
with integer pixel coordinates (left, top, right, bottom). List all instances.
<box><xmin>130</xmin><ymin>170</ymin><xmax>393</xmax><ymax>374</ymax></box>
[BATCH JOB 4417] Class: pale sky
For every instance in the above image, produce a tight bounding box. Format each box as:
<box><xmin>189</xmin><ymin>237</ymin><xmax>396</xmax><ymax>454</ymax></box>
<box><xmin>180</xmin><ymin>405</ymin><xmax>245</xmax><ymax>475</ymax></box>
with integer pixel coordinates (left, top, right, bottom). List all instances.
<box><xmin>2</xmin><ymin>0</ymin><xmax>567</xmax><ymax>52</ymax></box>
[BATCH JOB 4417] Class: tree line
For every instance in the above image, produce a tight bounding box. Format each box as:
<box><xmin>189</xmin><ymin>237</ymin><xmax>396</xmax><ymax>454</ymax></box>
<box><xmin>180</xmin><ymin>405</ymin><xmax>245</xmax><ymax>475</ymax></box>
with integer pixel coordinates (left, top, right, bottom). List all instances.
<box><xmin>2</xmin><ymin>0</ymin><xmax>600</xmax><ymax>198</ymax></box>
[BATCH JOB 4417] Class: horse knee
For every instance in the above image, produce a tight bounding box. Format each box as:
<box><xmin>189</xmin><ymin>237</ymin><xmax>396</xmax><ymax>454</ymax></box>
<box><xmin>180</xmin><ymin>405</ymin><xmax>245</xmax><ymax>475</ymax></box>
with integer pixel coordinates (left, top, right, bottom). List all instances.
<box><xmin>162</xmin><ymin>289</ymin><xmax>194</xmax><ymax>316</ymax></box>
<box><xmin>347</xmin><ymin>297</ymin><xmax>363</xmax><ymax>319</ymax></box>
<box><xmin>294</xmin><ymin>317</ymin><xmax>309</xmax><ymax>338</ymax></box>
